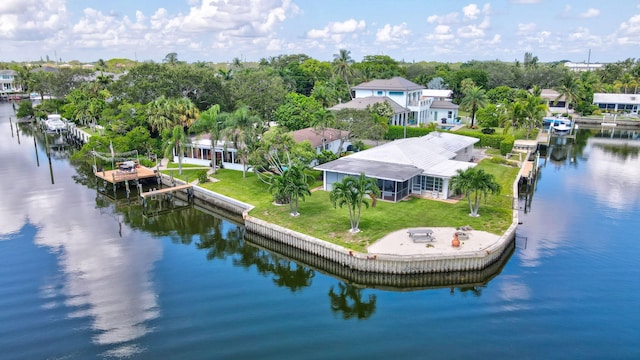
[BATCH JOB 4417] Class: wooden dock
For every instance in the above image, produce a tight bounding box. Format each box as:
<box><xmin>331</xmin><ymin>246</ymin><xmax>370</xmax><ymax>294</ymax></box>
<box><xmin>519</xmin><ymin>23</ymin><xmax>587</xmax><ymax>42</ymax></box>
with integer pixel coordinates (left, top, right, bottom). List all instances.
<box><xmin>94</xmin><ymin>166</ymin><xmax>157</xmax><ymax>184</ymax></box>
<box><xmin>140</xmin><ymin>184</ymin><xmax>193</xmax><ymax>198</ymax></box>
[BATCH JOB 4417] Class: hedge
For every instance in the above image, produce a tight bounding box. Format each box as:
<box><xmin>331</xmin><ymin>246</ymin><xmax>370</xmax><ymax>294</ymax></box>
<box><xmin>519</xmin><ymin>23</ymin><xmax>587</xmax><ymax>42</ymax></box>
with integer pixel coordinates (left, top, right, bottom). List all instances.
<box><xmin>384</xmin><ymin>125</ymin><xmax>434</xmax><ymax>140</ymax></box>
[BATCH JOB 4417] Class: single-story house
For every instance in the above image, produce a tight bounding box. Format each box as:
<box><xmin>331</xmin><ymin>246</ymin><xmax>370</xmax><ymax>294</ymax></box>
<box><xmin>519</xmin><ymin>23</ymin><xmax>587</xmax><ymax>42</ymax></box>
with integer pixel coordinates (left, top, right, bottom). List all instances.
<box><xmin>593</xmin><ymin>93</ymin><xmax>639</xmax><ymax>114</ymax></box>
<box><xmin>175</xmin><ymin>134</ymin><xmax>244</xmax><ymax>171</ymax></box>
<box><xmin>540</xmin><ymin>89</ymin><xmax>571</xmax><ymax>114</ymax></box>
<box><xmin>314</xmin><ymin>132</ymin><xmax>478</xmax><ymax>202</ymax></box>
<box><xmin>291</xmin><ymin>127</ymin><xmax>351</xmax><ymax>154</ymax></box>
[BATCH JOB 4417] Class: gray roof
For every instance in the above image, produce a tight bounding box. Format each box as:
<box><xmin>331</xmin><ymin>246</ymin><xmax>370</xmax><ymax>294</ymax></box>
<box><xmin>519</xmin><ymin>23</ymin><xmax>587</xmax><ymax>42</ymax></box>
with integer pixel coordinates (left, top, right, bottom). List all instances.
<box><xmin>0</xmin><ymin>70</ymin><xmax>17</xmax><ymax>76</ymax></box>
<box><xmin>314</xmin><ymin>157</ymin><xmax>422</xmax><ymax>182</ymax></box>
<box><xmin>329</xmin><ymin>96</ymin><xmax>409</xmax><ymax>114</ymax></box>
<box><xmin>315</xmin><ymin>132</ymin><xmax>479</xmax><ymax>179</ymax></box>
<box><xmin>430</xmin><ymin>100</ymin><xmax>459</xmax><ymax>110</ymax></box>
<box><xmin>352</xmin><ymin>77</ymin><xmax>425</xmax><ymax>91</ymax></box>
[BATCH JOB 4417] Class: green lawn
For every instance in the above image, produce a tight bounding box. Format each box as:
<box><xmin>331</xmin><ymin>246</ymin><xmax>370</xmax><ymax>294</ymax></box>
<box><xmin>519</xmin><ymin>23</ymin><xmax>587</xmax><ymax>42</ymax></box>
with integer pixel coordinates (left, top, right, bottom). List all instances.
<box><xmin>193</xmin><ymin>161</ymin><xmax>519</xmax><ymax>252</ymax></box>
<box><xmin>455</xmin><ymin>126</ymin><xmax>539</xmax><ymax>140</ymax></box>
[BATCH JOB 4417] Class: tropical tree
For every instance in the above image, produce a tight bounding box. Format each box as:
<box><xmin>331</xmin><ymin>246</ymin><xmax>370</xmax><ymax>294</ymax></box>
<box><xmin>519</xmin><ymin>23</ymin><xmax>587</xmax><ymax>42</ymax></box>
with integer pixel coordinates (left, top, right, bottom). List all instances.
<box><xmin>449</xmin><ymin>167</ymin><xmax>501</xmax><ymax>217</ymax></box>
<box><xmin>332</xmin><ymin>49</ymin><xmax>355</xmax><ymax>99</ymax></box>
<box><xmin>310</xmin><ymin>108</ymin><xmax>336</xmax><ymax>150</ymax></box>
<box><xmin>223</xmin><ymin>106</ymin><xmax>263</xmax><ymax>177</ymax></box>
<box><xmin>191</xmin><ymin>104</ymin><xmax>226</xmax><ymax>174</ymax></box>
<box><xmin>459</xmin><ymin>86</ymin><xmax>488</xmax><ymax>127</ymax></box>
<box><xmin>329</xmin><ymin>173</ymin><xmax>380</xmax><ymax>233</ymax></box>
<box><xmin>268</xmin><ymin>163</ymin><xmax>312</xmax><ymax>216</ymax></box>
<box><xmin>522</xmin><ymin>94</ymin><xmax>547</xmax><ymax>139</ymax></box>
<box><xmin>555</xmin><ymin>72</ymin><xmax>582</xmax><ymax>114</ymax></box>
<box><xmin>163</xmin><ymin>125</ymin><xmax>189</xmax><ymax>175</ymax></box>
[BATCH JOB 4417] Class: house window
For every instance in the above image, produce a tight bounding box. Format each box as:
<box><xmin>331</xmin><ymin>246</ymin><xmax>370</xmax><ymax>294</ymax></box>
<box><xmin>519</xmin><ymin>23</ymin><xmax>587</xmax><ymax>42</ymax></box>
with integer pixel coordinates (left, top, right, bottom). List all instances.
<box><xmin>377</xmin><ymin>91</ymin><xmax>384</xmax><ymax>96</ymax></box>
<box><xmin>421</xmin><ymin>176</ymin><xmax>443</xmax><ymax>192</ymax></box>
<box><xmin>388</xmin><ymin>91</ymin><xmax>404</xmax><ymax>96</ymax></box>
<box><xmin>448</xmin><ymin>111</ymin><xmax>453</xmax><ymax>119</ymax></box>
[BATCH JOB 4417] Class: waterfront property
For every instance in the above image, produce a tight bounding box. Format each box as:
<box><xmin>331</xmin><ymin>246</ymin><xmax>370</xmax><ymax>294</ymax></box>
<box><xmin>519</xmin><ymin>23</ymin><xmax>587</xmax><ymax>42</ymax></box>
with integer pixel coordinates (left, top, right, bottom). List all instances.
<box><xmin>175</xmin><ymin>134</ymin><xmax>243</xmax><ymax>171</ymax></box>
<box><xmin>593</xmin><ymin>93</ymin><xmax>640</xmax><ymax>114</ymax></box>
<box><xmin>315</xmin><ymin>132</ymin><xmax>478</xmax><ymax>201</ymax></box>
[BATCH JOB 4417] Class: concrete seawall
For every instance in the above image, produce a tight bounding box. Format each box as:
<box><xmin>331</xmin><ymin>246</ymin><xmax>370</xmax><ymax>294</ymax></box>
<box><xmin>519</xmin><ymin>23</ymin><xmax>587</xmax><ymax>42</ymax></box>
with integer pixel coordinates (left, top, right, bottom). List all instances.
<box><xmin>159</xmin><ymin>158</ymin><xmax>523</xmax><ymax>274</ymax></box>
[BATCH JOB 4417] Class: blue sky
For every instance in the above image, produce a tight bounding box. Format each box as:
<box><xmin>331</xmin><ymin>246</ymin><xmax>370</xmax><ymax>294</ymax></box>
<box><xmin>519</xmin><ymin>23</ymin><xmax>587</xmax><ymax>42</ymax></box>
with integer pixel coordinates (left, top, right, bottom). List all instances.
<box><xmin>1</xmin><ymin>0</ymin><xmax>639</xmax><ymax>64</ymax></box>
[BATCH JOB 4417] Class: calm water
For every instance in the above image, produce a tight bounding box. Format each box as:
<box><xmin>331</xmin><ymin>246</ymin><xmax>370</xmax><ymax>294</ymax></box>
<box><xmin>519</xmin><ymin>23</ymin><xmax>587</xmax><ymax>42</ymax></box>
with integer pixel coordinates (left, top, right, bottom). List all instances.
<box><xmin>1</xmin><ymin>102</ymin><xmax>639</xmax><ymax>359</ymax></box>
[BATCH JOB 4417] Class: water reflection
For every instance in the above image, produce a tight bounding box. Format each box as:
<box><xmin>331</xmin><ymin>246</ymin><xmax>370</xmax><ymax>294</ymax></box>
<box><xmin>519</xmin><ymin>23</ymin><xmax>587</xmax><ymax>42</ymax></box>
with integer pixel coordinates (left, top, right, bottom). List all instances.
<box><xmin>0</xmin><ymin>107</ymin><xmax>161</xmax><ymax>357</ymax></box>
<box><xmin>328</xmin><ymin>283</ymin><xmax>377</xmax><ymax>320</ymax></box>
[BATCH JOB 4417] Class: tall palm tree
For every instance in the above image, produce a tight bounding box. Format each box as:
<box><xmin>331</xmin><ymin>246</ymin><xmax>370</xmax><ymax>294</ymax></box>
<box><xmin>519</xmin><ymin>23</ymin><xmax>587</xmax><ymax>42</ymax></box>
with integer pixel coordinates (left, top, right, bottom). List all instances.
<box><xmin>555</xmin><ymin>72</ymin><xmax>582</xmax><ymax>114</ymax></box>
<box><xmin>191</xmin><ymin>104</ymin><xmax>226</xmax><ymax>174</ymax></box>
<box><xmin>332</xmin><ymin>49</ymin><xmax>355</xmax><ymax>100</ymax></box>
<box><xmin>147</xmin><ymin>96</ymin><xmax>175</xmax><ymax>134</ymax></box>
<box><xmin>329</xmin><ymin>173</ymin><xmax>380</xmax><ymax>233</ymax></box>
<box><xmin>460</xmin><ymin>86</ymin><xmax>488</xmax><ymax>127</ymax></box>
<box><xmin>268</xmin><ymin>163</ymin><xmax>312</xmax><ymax>216</ymax></box>
<box><xmin>223</xmin><ymin>106</ymin><xmax>263</xmax><ymax>177</ymax></box>
<box><xmin>450</xmin><ymin>167</ymin><xmax>501</xmax><ymax>217</ymax></box>
<box><xmin>164</xmin><ymin>125</ymin><xmax>189</xmax><ymax>175</ymax></box>
<box><xmin>522</xmin><ymin>94</ymin><xmax>547</xmax><ymax>139</ymax></box>
<box><xmin>173</xmin><ymin>97</ymin><xmax>200</xmax><ymax>128</ymax></box>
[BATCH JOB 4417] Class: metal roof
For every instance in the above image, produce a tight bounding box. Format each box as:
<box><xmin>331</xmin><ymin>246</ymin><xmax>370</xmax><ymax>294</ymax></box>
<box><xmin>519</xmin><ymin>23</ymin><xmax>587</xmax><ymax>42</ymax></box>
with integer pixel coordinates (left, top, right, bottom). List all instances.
<box><xmin>430</xmin><ymin>100</ymin><xmax>459</xmax><ymax>110</ymax></box>
<box><xmin>593</xmin><ymin>93</ymin><xmax>640</xmax><ymax>104</ymax></box>
<box><xmin>314</xmin><ymin>157</ymin><xmax>422</xmax><ymax>182</ymax></box>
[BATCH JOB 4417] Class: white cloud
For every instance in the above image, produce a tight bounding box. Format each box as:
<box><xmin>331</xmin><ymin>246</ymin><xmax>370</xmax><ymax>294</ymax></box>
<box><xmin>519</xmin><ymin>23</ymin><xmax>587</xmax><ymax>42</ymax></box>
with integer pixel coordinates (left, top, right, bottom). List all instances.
<box><xmin>427</xmin><ymin>12</ymin><xmax>458</xmax><ymax>24</ymax></box>
<box><xmin>517</xmin><ymin>22</ymin><xmax>537</xmax><ymax>35</ymax></box>
<box><xmin>0</xmin><ymin>0</ymin><xmax>67</xmax><ymax>40</ymax></box>
<box><xmin>463</xmin><ymin>4</ymin><xmax>481</xmax><ymax>20</ymax></box>
<box><xmin>306</xmin><ymin>18</ymin><xmax>366</xmax><ymax>39</ymax></box>
<box><xmin>376</xmin><ymin>23</ymin><xmax>411</xmax><ymax>43</ymax></box>
<box><xmin>458</xmin><ymin>24</ymin><xmax>485</xmax><ymax>38</ymax></box>
<box><xmin>579</xmin><ymin>8</ymin><xmax>600</xmax><ymax>18</ymax></box>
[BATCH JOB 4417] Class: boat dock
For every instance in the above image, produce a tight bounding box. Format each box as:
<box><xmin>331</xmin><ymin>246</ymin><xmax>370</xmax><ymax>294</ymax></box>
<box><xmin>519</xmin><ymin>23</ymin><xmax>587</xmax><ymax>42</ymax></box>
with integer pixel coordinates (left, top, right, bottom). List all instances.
<box><xmin>94</xmin><ymin>165</ymin><xmax>158</xmax><ymax>184</ymax></box>
<box><xmin>140</xmin><ymin>184</ymin><xmax>193</xmax><ymax>199</ymax></box>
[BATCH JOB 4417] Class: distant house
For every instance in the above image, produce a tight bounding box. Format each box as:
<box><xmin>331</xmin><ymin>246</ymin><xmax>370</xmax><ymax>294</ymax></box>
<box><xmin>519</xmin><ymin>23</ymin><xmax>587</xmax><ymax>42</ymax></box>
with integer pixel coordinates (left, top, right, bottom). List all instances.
<box><xmin>0</xmin><ymin>70</ymin><xmax>21</xmax><ymax>93</ymax></box>
<box><xmin>334</xmin><ymin>77</ymin><xmax>460</xmax><ymax>127</ymax></box>
<box><xmin>329</xmin><ymin>96</ymin><xmax>410</xmax><ymax>126</ymax></box>
<box><xmin>540</xmin><ymin>89</ymin><xmax>571</xmax><ymax>114</ymax></box>
<box><xmin>290</xmin><ymin>127</ymin><xmax>351</xmax><ymax>155</ymax></box>
<box><xmin>314</xmin><ymin>132</ymin><xmax>478</xmax><ymax>202</ymax></box>
<box><xmin>593</xmin><ymin>93</ymin><xmax>640</xmax><ymax>114</ymax></box>
<box><xmin>563</xmin><ymin>61</ymin><xmax>605</xmax><ymax>72</ymax></box>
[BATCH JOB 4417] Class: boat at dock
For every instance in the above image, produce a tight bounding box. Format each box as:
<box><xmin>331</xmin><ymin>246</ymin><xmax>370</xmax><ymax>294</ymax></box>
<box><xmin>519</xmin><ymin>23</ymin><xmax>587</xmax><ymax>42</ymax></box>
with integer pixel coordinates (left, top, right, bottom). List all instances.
<box><xmin>44</xmin><ymin>114</ymin><xmax>68</xmax><ymax>133</ymax></box>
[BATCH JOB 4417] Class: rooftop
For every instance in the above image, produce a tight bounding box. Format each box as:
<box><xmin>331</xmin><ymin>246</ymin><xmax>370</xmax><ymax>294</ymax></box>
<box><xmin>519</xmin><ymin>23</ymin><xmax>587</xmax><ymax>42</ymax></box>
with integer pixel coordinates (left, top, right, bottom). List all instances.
<box><xmin>329</xmin><ymin>96</ymin><xmax>409</xmax><ymax>114</ymax></box>
<box><xmin>352</xmin><ymin>76</ymin><xmax>425</xmax><ymax>91</ymax></box>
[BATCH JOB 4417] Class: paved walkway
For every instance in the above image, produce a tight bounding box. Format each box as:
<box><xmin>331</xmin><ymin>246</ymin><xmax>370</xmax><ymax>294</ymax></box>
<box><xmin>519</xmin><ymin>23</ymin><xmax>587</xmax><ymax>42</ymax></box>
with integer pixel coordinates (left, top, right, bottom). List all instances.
<box><xmin>367</xmin><ymin>227</ymin><xmax>501</xmax><ymax>256</ymax></box>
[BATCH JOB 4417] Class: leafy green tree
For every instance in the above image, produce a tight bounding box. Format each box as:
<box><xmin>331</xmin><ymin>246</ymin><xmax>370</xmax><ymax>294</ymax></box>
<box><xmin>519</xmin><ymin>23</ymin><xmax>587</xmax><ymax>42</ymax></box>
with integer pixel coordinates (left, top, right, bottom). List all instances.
<box><xmin>459</xmin><ymin>86</ymin><xmax>488</xmax><ymax>127</ymax></box>
<box><xmin>329</xmin><ymin>173</ymin><xmax>380</xmax><ymax>233</ymax></box>
<box><xmin>223</xmin><ymin>106</ymin><xmax>264</xmax><ymax>177</ymax></box>
<box><xmin>522</xmin><ymin>93</ymin><xmax>547</xmax><ymax>139</ymax></box>
<box><xmin>274</xmin><ymin>93</ymin><xmax>323</xmax><ymax>130</ymax></box>
<box><xmin>450</xmin><ymin>167</ymin><xmax>501</xmax><ymax>217</ymax></box>
<box><xmin>231</xmin><ymin>68</ymin><xmax>288</xmax><ymax>121</ymax></box>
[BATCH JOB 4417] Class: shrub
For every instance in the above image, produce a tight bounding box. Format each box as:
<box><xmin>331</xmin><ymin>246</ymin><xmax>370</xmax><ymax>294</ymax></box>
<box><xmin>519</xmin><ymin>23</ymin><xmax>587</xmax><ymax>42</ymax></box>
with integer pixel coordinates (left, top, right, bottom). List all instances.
<box><xmin>384</xmin><ymin>125</ymin><xmax>433</xmax><ymax>140</ymax></box>
<box><xmin>500</xmin><ymin>136</ymin><xmax>515</xmax><ymax>155</ymax></box>
<box><xmin>481</xmin><ymin>128</ymin><xmax>496</xmax><ymax>134</ymax></box>
<box><xmin>197</xmin><ymin>170</ymin><xmax>209</xmax><ymax>184</ymax></box>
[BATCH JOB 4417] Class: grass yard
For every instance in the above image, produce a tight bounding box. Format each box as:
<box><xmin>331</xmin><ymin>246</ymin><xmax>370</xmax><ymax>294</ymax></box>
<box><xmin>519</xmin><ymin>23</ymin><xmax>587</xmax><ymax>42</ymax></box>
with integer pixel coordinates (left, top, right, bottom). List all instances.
<box><xmin>194</xmin><ymin>160</ymin><xmax>519</xmax><ymax>252</ymax></box>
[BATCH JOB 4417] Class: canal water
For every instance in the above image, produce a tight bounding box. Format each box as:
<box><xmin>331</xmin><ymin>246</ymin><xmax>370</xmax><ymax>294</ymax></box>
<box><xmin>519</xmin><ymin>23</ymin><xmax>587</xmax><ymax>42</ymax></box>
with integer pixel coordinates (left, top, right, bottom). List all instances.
<box><xmin>1</xmin><ymin>102</ymin><xmax>638</xmax><ymax>359</ymax></box>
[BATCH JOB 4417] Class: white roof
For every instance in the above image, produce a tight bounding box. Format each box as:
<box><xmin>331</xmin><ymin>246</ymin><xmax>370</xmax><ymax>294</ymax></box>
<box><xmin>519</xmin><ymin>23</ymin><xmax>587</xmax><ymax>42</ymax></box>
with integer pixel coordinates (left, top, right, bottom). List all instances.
<box><xmin>593</xmin><ymin>93</ymin><xmax>640</xmax><ymax>105</ymax></box>
<box><xmin>422</xmin><ymin>89</ymin><xmax>452</xmax><ymax>98</ymax></box>
<box><xmin>342</xmin><ymin>132</ymin><xmax>478</xmax><ymax>177</ymax></box>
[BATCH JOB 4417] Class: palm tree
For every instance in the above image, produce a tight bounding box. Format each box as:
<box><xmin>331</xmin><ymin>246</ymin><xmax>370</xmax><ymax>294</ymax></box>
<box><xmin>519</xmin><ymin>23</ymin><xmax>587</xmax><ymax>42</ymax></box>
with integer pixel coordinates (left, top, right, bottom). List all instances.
<box><xmin>311</xmin><ymin>109</ymin><xmax>336</xmax><ymax>150</ymax></box>
<box><xmin>147</xmin><ymin>96</ymin><xmax>175</xmax><ymax>134</ymax></box>
<box><xmin>269</xmin><ymin>163</ymin><xmax>312</xmax><ymax>216</ymax></box>
<box><xmin>450</xmin><ymin>167</ymin><xmax>501</xmax><ymax>217</ymax></box>
<box><xmin>555</xmin><ymin>72</ymin><xmax>582</xmax><ymax>114</ymax></box>
<box><xmin>329</xmin><ymin>173</ymin><xmax>380</xmax><ymax>233</ymax></box>
<box><xmin>191</xmin><ymin>104</ymin><xmax>226</xmax><ymax>174</ymax></box>
<box><xmin>332</xmin><ymin>49</ymin><xmax>355</xmax><ymax>100</ymax></box>
<box><xmin>173</xmin><ymin>97</ymin><xmax>200</xmax><ymax>128</ymax></box>
<box><xmin>459</xmin><ymin>86</ymin><xmax>488</xmax><ymax>127</ymax></box>
<box><xmin>223</xmin><ymin>106</ymin><xmax>262</xmax><ymax>177</ymax></box>
<box><xmin>522</xmin><ymin>94</ymin><xmax>547</xmax><ymax>139</ymax></box>
<box><xmin>164</xmin><ymin>125</ymin><xmax>189</xmax><ymax>175</ymax></box>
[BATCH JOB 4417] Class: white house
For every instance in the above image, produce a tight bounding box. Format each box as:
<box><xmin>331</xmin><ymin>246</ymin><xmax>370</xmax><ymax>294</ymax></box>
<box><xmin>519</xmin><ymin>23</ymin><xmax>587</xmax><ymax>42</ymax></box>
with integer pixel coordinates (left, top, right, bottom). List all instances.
<box><xmin>593</xmin><ymin>93</ymin><xmax>640</xmax><ymax>114</ymax></box>
<box><xmin>176</xmin><ymin>134</ymin><xmax>244</xmax><ymax>171</ymax></box>
<box><xmin>290</xmin><ymin>127</ymin><xmax>351</xmax><ymax>154</ymax></box>
<box><xmin>0</xmin><ymin>70</ymin><xmax>21</xmax><ymax>93</ymax></box>
<box><xmin>540</xmin><ymin>89</ymin><xmax>572</xmax><ymax>114</ymax></box>
<box><xmin>351</xmin><ymin>77</ymin><xmax>433</xmax><ymax>126</ymax></box>
<box><xmin>314</xmin><ymin>132</ymin><xmax>478</xmax><ymax>202</ymax></box>
<box><xmin>563</xmin><ymin>61</ymin><xmax>605</xmax><ymax>72</ymax></box>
